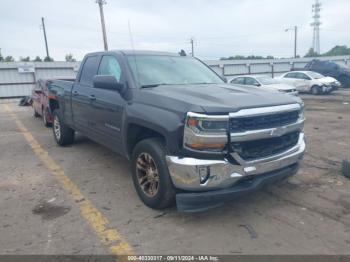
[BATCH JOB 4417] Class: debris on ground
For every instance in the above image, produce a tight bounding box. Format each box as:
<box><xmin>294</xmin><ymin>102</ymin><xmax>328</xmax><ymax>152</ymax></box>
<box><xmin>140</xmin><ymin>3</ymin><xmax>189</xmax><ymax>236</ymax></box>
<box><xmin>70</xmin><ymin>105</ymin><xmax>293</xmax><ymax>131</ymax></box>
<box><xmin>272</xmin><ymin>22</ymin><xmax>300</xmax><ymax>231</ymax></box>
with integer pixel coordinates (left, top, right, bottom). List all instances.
<box><xmin>18</xmin><ymin>96</ymin><xmax>32</xmax><ymax>106</ymax></box>
<box><xmin>153</xmin><ymin>212</ymin><xmax>167</xmax><ymax>219</ymax></box>
<box><xmin>32</xmin><ymin>201</ymin><xmax>71</xmax><ymax>220</ymax></box>
<box><xmin>239</xmin><ymin>224</ymin><xmax>258</xmax><ymax>239</ymax></box>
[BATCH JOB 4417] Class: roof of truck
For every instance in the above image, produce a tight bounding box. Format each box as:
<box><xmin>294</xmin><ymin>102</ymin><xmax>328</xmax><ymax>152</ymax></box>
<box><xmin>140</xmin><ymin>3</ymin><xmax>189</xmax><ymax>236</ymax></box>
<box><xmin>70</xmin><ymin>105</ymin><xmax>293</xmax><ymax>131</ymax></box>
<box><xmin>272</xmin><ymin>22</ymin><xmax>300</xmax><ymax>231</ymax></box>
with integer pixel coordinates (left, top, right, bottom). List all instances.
<box><xmin>86</xmin><ymin>50</ymin><xmax>181</xmax><ymax>57</ymax></box>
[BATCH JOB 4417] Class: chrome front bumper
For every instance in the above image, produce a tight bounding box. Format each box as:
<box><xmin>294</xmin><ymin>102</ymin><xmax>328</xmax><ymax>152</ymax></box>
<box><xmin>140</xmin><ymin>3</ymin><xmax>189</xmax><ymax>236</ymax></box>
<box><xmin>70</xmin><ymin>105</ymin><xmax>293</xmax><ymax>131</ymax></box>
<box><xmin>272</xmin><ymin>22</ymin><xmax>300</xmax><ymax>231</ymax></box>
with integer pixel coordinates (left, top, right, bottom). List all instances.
<box><xmin>166</xmin><ymin>133</ymin><xmax>305</xmax><ymax>191</ymax></box>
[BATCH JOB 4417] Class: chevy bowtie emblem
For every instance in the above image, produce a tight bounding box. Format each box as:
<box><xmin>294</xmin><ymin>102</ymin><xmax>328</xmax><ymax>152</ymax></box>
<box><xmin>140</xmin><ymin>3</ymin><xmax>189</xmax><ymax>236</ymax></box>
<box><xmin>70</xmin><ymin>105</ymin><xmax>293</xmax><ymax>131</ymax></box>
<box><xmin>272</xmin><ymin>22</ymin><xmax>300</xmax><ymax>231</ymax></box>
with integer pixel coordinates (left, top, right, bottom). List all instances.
<box><xmin>270</xmin><ymin>128</ymin><xmax>283</xmax><ymax>136</ymax></box>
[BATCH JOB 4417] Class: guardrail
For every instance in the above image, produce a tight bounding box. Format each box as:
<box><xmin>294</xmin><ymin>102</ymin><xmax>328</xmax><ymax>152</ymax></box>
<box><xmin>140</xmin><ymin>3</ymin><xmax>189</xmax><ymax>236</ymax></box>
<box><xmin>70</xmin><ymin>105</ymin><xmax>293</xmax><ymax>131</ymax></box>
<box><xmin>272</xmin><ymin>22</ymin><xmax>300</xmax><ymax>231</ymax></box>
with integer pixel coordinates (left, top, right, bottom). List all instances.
<box><xmin>206</xmin><ymin>55</ymin><xmax>350</xmax><ymax>78</ymax></box>
<box><xmin>0</xmin><ymin>62</ymin><xmax>79</xmax><ymax>98</ymax></box>
<box><xmin>1</xmin><ymin>55</ymin><xmax>349</xmax><ymax>98</ymax></box>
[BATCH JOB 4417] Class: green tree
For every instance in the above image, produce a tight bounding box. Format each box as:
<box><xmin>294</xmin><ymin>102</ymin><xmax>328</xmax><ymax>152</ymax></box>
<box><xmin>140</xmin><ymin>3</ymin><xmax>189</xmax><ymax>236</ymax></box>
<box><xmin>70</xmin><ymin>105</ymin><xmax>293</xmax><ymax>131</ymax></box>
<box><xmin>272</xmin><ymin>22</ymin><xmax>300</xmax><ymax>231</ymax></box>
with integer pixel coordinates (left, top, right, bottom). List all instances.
<box><xmin>304</xmin><ymin>48</ymin><xmax>319</xmax><ymax>57</ymax></box>
<box><xmin>0</xmin><ymin>50</ymin><xmax>3</xmax><ymax>62</ymax></box>
<box><xmin>4</xmin><ymin>56</ymin><xmax>14</xmax><ymax>62</ymax></box>
<box><xmin>44</xmin><ymin>56</ymin><xmax>54</xmax><ymax>62</ymax></box>
<box><xmin>323</xmin><ymin>45</ymin><xmax>350</xmax><ymax>56</ymax></box>
<box><xmin>65</xmin><ymin>53</ymin><xmax>76</xmax><ymax>62</ymax></box>
<box><xmin>33</xmin><ymin>56</ymin><xmax>43</xmax><ymax>62</ymax></box>
<box><xmin>20</xmin><ymin>56</ymin><xmax>30</xmax><ymax>62</ymax></box>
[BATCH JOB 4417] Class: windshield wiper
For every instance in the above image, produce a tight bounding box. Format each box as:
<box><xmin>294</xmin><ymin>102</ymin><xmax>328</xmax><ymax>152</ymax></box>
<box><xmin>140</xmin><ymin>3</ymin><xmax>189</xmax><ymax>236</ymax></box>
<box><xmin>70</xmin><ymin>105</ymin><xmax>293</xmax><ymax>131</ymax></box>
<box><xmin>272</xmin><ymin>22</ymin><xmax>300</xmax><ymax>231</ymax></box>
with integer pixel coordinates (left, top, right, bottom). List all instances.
<box><xmin>141</xmin><ymin>83</ymin><xmax>172</xmax><ymax>88</ymax></box>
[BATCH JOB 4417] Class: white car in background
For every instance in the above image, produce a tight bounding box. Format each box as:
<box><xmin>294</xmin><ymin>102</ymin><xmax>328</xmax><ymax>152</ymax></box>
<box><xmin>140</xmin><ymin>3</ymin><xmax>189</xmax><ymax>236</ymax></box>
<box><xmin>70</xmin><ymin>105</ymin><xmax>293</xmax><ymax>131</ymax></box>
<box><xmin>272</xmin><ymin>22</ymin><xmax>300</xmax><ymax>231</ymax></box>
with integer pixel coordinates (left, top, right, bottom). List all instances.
<box><xmin>276</xmin><ymin>71</ymin><xmax>341</xmax><ymax>95</ymax></box>
<box><xmin>229</xmin><ymin>75</ymin><xmax>298</xmax><ymax>96</ymax></box>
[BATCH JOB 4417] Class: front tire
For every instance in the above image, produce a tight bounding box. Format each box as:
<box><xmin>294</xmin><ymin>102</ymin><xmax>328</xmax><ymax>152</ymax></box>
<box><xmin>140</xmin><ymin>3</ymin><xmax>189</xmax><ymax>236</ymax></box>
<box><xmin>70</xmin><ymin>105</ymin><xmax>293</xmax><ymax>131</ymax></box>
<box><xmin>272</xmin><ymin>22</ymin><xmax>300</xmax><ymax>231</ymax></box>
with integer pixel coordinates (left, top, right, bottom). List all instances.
<box><xmin>339</xmin><ymin>75</ymin><xmax>350</xmax><ymax>88</ymax></box>
<box><xmin>52</xmin><ymin>109</ymin><xmax>75</xmax><ymax>146</ymax></box>
<box><xmin>311</xmin><ymin>85</ymin><xmax>321</xmax><ymax>95</ymax></box>
<box><xmin>131</xmin><ymin>138</ymin><xmax>176</xmax><ymax>209</ymax></box>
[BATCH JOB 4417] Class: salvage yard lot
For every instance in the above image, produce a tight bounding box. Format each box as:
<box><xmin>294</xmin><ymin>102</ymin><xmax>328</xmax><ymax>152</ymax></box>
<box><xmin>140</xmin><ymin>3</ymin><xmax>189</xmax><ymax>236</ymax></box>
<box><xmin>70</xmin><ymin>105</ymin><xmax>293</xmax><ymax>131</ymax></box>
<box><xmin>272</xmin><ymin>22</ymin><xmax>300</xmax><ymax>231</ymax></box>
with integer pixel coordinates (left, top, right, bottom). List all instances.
<box><xmin>1</xmin><ymin>90</ymin><xmax>350</xmax><ymax>255</ymax></box>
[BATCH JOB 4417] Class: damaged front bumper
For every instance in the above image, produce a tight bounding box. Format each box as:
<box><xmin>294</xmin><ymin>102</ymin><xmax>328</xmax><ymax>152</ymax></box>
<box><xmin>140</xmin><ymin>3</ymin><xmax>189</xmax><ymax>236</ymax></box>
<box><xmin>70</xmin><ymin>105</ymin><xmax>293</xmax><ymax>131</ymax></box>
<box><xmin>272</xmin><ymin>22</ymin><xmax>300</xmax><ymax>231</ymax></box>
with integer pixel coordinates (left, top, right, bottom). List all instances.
<box><xmin>166</xmin><ymin>133</ymin><xmax>305</xmax><ymax>212</ymax></box>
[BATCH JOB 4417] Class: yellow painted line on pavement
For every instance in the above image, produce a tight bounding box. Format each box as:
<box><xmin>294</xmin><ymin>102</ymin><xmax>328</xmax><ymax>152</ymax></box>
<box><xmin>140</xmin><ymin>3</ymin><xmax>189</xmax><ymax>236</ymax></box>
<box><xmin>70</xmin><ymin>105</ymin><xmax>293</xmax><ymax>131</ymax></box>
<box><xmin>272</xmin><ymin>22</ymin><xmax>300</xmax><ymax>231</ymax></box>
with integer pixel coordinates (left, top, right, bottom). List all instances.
<box><xmin>2</xmin><ymin>104</ymin><xmax>134</xmax><ymax>256</ymax></box>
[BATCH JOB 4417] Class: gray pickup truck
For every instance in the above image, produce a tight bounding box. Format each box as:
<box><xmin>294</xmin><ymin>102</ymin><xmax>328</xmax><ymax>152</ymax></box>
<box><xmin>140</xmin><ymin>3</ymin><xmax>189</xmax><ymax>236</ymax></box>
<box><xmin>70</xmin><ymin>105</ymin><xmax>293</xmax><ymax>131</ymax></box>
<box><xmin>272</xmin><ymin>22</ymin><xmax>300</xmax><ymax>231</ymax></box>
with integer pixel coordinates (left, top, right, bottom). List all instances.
<box><xmin>48</xmin><ymin>50</ymin><xmax>306</xmax><ymax>212</ymax></box>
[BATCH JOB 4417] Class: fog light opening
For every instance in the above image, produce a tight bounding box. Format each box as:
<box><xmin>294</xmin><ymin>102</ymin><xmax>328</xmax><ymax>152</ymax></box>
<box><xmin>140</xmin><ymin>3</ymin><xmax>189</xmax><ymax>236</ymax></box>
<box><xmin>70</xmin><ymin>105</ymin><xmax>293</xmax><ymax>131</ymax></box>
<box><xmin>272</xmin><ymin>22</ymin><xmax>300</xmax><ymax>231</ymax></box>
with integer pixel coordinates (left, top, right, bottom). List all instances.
<box><xmin>198</xmin><ymin>166</ymin><xmax>210</xmax><ymax>184</ymax></box>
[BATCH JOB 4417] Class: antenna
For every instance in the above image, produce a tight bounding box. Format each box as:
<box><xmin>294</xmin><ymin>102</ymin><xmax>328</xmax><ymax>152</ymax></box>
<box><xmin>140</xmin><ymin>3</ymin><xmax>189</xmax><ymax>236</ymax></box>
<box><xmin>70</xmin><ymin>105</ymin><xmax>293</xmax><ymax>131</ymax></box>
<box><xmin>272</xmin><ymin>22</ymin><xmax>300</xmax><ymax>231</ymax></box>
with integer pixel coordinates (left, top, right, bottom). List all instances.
<box><xmin>128</xmin><ymin>21</ymin><xmax>140</xmax><ymax>86</ymax></box>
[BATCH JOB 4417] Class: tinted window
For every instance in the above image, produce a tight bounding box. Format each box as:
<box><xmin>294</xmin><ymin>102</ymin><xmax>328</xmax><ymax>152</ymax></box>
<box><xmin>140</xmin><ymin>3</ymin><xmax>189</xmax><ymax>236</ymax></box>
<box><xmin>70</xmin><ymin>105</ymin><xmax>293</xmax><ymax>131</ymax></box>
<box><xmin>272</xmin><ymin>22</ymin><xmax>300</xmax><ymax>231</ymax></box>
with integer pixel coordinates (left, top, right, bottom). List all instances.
<box><xmin>79</xmin><ymin>56</ymin><xmax>100</xmax><ymax>86</ymax></box>
<box><xmin>98</xmin><ymin>56</ymin><xmax>122</xmax><ymax>82</ymax></box>
<box><xmin>296</xmin><ymin>73</ymin><xmax>310</xmax><ymax>80</ymax></box>
<box><xmin>127</xmin><ymin>55</ymin><xmax>223</xmax><ymax>87</ymax></box>
<box><xmin>245</xmin><ymin>77</ymin><xmax>259</xmax><ymax>86</ymax></box>
<box><xmin>231</xmin><ymin>77</ymin><xmax>245</xmax><ymax>85</ymax></box>
<box><xmin>284</xmin><ymin>73</ymin><xmax>297</xmax><ymax>78</ymax></box>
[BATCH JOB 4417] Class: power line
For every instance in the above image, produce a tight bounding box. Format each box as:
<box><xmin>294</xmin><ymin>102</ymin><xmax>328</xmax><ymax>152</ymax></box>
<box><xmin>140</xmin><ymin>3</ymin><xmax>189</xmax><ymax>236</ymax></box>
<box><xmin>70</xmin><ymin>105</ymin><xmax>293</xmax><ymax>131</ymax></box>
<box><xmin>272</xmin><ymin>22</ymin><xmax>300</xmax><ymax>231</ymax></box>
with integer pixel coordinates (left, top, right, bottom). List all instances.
<box><xmin>96</xmin><ymin>0</ymin><xmax>108</xmax><ymax>51</ymax></box>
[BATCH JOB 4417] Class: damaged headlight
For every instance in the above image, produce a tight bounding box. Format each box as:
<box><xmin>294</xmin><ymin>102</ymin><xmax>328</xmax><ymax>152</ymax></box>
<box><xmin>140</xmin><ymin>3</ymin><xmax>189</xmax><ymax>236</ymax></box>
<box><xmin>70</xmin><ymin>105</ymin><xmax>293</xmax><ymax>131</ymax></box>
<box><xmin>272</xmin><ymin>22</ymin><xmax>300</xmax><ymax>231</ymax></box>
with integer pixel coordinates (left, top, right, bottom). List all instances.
<box><xmin>184</xmin><ymin>112</ymin><xmax>229</xmax><ymax>152</ymax></box>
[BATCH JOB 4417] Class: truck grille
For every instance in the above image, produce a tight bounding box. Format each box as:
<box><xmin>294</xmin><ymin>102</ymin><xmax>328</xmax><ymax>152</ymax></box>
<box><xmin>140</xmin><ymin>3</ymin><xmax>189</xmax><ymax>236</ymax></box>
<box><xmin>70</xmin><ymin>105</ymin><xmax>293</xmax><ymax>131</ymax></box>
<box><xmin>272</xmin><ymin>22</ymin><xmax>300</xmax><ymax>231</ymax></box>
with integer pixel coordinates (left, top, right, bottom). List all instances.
<box><xmin>231</xmin><ymin>131</ymin><xmax>300</xmax><ymax>161</ymax></box>
<box><xmin>230</xmin><ymin>110</ymin><xmax>299</xmax><ymax>132</ymax></box>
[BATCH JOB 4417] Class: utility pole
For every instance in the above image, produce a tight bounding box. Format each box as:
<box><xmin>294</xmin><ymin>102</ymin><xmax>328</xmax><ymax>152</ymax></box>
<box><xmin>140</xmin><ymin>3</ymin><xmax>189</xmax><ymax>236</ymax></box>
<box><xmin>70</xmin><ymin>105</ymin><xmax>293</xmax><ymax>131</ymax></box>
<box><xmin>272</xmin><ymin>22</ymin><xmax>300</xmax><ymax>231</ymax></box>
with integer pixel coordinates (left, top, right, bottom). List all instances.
<box><xmin>41</xmin><ymin>17</ymin><xmax>50</xmax><ymax>59</ymax></box>
<box><xmin>285</xmin><ymin>26</ymin><xmax>298</xmax><ymax>58</ymax></box>
<box><xmin>190</xmin><ymin>38</ymin><xmax>194</xmax><ymax>57</ymax></box>
<box><xmin>294</xmin><ymin>26</ymin><xmax>298</xmax><ymax>58</ymax></box>
<box><xmin>311</xmin><ymin>0</ymin><xmax>321</xmax><ymax>54</ymax></box>
<box><xmin>96</xmin><ymin>0</ymin><xmax>108</xmax><ymax>51</ymax></box>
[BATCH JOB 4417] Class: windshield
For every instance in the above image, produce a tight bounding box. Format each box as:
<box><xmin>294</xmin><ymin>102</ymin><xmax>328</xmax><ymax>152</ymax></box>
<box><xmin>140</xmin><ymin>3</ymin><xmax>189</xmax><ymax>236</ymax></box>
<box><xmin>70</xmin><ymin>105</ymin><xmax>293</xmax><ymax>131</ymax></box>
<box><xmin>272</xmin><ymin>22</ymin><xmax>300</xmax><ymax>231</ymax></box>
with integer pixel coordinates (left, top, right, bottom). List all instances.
<box><xmin>127</xmin><ymin>55</ymin><xmax>224</xmax><ymax>87</ymax></box>
<box><xmin>255</xmin><ymin>76</ymin><xmax>279</xmax><ymax>85</ymax></box>
<box><xmin>307</xmin><ymin>71</ymin><xmax>324</xmax><ymax>79</ymax></box>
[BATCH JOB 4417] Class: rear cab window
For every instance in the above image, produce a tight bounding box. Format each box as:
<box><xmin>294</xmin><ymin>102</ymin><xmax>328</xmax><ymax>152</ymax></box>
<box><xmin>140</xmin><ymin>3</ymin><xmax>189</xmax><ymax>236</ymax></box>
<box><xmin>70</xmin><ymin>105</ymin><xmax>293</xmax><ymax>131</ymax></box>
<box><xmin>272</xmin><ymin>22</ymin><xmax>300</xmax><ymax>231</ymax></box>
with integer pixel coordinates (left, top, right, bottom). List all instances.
<box><xmin>79</xmin><ymin>55</ymin><xmax>100</xmax><ymax>86</ymax></box>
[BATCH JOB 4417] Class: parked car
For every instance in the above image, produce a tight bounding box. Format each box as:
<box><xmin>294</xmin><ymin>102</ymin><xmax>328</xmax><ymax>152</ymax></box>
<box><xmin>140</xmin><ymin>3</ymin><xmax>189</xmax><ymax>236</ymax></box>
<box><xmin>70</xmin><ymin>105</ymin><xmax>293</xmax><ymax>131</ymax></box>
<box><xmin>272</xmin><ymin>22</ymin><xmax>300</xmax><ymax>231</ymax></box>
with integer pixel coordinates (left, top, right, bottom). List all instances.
<box><xmin>277</xmin><ymin>71</ymin><xmax>341</xmax><ymax>95</ymax></box>
<box><xmin>48</xmin><ymin>50</ymin><xmax>305</xmax><ymax>212</ymax></box>
<box><xmin>229</xmin><ymin>75</ymin><xmax>298</xmax><ymax>96</ymax></box>
<box><xmin>32</xmin><ymin>77</ymin><xmax>74</xmax><ymax>127</ymax></box>
<box><xmin>302</xmin><ymin>59</ymin><xmax>350</xmax><ymax>88</ymax></box>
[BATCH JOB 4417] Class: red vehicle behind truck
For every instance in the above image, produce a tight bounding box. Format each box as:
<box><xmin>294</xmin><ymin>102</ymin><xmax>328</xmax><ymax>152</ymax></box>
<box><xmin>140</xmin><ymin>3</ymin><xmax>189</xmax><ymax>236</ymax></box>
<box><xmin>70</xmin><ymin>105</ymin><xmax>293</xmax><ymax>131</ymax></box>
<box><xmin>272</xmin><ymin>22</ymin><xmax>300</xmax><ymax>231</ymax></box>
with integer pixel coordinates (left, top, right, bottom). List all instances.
<box><xmin>32</xmin><ymin>77</ymin><xmax>74</xmax><ymax>127</ymax></box>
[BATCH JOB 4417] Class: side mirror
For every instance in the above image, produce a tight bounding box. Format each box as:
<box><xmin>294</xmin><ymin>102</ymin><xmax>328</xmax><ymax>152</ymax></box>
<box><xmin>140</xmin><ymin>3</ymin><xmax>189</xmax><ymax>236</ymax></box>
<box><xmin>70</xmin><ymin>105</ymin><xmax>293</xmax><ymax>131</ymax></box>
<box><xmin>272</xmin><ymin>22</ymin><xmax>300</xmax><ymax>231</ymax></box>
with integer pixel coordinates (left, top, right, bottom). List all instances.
<box><xmin>254</xmin><ymin>83</ymin><xmax>261</xmax><ymax>87</ymax></box>
<box><xmin>93</xmin><ymin>75</ymin><xmax>124</xmax><ymax>91</ymax></box>
<box><xmin>221</xmin><ymin>76</ymin><xmax>228</xmax><ymax>83</ymax></box>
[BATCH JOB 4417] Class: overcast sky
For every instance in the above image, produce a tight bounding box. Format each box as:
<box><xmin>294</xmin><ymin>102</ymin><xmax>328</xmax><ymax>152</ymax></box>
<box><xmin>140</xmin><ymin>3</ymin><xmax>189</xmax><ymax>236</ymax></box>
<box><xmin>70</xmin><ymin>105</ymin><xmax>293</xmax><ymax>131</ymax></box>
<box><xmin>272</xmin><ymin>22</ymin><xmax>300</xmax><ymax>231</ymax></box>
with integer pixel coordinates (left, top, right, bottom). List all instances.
<box><xmin>0</xmin><ymin>0</ymin><xmax>349</xmax><ymax>61</ymax></box>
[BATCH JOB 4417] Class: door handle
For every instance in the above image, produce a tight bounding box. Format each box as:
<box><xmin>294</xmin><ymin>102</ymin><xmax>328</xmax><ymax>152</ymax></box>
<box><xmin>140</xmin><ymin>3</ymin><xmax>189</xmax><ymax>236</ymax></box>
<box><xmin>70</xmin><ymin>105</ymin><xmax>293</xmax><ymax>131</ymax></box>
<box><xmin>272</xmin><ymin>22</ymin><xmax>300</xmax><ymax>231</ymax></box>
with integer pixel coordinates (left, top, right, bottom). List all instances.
<box><xmin>73</xmin><ymin>90</ymin><xmax>79</xmax><ymax>96</ymax></box>
<box><xmin>89</xmin><ymin>95</ymin><xmax>96</xmax><ymax>101</ymax></box>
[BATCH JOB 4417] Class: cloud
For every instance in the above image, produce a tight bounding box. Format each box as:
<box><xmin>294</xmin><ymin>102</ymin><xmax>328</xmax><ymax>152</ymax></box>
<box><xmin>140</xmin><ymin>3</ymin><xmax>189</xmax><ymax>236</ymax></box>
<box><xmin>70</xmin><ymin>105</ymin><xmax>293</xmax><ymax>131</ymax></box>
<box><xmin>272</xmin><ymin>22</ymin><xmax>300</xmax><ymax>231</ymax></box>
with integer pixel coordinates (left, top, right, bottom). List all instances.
<box><xmin>0</xmin><ymin>0</ymin><xmax>349</xmax><ymax>61</ymax></box>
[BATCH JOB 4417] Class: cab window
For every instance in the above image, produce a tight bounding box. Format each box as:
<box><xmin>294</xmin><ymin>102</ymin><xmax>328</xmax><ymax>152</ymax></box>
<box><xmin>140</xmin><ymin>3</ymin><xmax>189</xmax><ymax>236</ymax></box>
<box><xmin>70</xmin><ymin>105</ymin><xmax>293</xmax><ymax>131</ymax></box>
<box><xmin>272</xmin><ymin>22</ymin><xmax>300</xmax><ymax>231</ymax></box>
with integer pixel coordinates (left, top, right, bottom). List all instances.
<box><xmin>79</xmin><ymin>55</ymin><xmax>100</xmax><ymax>86</ymax></box>
<box><xmin>245</xmin><ymin>77</ymin><xmax>259</xmax><ymax>86</ymax></box>
<box><xmin>231</xmin><ymin>77</ymin><xmax>245</xmax><ymax>85</ymax></box>
<box><xmin>98</xmin><ymin>56</ymin><xmax>122</xmax><ymax>82</ymax></box>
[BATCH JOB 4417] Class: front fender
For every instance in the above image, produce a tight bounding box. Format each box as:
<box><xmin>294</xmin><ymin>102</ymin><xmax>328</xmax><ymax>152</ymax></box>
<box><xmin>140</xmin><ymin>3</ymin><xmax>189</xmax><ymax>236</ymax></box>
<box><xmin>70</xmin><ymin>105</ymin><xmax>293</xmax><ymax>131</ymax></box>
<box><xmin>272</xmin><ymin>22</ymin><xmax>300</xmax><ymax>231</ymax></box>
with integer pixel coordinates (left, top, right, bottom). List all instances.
<box><xmin>123</xmin><ymin>103</ymin><xmax>185</xmax><ymax>155</ymax></box>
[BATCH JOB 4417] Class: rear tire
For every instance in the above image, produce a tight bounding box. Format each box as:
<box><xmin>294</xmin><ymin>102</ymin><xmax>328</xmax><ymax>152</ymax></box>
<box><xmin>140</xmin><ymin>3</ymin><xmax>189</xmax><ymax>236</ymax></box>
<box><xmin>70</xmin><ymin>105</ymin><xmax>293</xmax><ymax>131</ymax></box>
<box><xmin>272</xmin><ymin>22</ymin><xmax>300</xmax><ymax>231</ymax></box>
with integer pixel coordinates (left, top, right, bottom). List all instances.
<box><xmin>52</xmin><ymin>109</ymin><xmax>75</xmax><ymax>146</ymax></box>
<box><xmin>43</xmin><ymin>107</ymin><xmax>52</xmax><ymax>127</ymax></box>
<box><xmin>33</xmin><ymin>106</ymin><xmax>40</xmax><ymax>117</ymax></box>
<box><xmin>311</xmin><ymin>85</ymin><xmax>320</xmax><ymax>95</ymax></box>
<box><xmin>131</xmin><ymin>138</ymin><xmax>176</xmax><ymax>209</ymax></box>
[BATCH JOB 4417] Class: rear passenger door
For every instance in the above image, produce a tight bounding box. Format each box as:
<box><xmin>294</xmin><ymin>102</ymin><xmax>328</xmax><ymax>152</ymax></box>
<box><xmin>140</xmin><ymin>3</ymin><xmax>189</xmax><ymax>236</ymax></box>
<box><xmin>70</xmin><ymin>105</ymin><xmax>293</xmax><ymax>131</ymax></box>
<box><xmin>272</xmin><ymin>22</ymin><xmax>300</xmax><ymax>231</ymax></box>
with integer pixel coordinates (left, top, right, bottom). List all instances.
<box><xmin>71</xmin><ymin>55</ymin><xmax>101</xmax><ymax>131</ymax></box>
<box><xmin>89</xmin><ymin>55</ymin><xmax>126</xmax><ymax>152</ymax></box>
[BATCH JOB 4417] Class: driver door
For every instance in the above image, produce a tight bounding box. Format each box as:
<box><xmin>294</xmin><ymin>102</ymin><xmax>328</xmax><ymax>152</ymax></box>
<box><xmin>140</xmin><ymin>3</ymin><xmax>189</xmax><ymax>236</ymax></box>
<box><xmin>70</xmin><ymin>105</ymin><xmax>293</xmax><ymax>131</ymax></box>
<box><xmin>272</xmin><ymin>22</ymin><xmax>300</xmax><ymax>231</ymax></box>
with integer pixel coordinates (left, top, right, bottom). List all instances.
<box><xmin>89</xmin><ymin>55</ymin><xmax>126</xmax><ymax>153</ymax></box>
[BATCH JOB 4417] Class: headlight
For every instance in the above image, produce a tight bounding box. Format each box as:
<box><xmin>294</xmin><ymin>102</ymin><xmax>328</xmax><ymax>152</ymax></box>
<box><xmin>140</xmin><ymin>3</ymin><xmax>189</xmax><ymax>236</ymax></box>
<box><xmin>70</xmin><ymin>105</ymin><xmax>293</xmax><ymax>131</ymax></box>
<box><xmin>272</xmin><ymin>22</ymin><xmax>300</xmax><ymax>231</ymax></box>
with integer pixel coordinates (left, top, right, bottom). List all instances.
<box><xmin>299</xmin><ymin>103</ymin><xmax>305</xmax><ymax>120</ymax></box>
<box><xmin>184</xmin><ymin>112</ymin><xmax>229</xmax><ymax>152</ymax></box>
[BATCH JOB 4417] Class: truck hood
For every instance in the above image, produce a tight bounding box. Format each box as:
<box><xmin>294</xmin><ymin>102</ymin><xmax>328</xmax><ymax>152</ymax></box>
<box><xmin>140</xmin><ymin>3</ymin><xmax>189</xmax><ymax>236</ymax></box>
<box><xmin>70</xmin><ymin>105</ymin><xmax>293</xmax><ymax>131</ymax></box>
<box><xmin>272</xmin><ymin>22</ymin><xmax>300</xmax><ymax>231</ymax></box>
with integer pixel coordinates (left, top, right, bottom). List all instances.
<box><xmin>139</xmin><ymin>83</ymin><xmax>301</xmax><ymax>113</ymax></box>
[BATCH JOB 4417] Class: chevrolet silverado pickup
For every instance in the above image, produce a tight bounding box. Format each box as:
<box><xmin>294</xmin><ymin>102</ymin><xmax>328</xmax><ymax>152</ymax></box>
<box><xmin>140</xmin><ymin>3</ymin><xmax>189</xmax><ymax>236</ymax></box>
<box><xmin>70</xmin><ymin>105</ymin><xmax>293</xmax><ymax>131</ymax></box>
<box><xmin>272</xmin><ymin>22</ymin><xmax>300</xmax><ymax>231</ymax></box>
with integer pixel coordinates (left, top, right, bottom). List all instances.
<box><xmin>48</xmin><ymin>50</ymin><xmax>306</xmax><ymax>212</ymax></box>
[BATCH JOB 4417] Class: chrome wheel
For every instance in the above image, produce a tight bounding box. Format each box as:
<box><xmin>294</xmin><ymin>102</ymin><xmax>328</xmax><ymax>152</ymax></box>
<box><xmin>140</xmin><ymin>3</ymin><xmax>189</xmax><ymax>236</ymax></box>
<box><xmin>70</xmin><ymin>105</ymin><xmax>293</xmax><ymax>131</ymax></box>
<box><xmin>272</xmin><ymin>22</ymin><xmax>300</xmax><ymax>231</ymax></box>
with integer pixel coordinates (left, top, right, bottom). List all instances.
<box><xmin>136</xmin><ymin>153</ymin><xmax>159</xmax><ymax>198</ymax></box>
<box><xmin>53</xmin><ymin>115</ymin><xmax>61</xmax><ymax>141</ymax></box>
